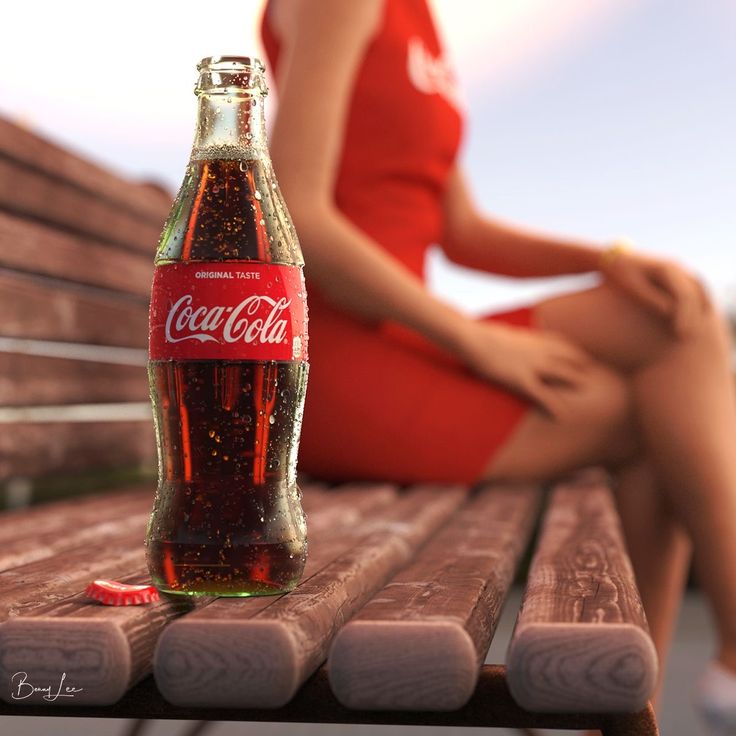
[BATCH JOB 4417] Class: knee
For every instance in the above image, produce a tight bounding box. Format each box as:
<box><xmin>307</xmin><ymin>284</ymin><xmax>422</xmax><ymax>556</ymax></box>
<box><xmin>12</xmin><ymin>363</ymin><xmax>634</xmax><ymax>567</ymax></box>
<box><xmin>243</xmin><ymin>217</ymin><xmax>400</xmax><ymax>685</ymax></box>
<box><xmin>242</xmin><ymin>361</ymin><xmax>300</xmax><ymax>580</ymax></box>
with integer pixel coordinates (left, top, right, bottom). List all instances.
<box><xmin>561</xmin><ymin>364</ymin><xmax>639</xmax><ymax>462</ymax></box>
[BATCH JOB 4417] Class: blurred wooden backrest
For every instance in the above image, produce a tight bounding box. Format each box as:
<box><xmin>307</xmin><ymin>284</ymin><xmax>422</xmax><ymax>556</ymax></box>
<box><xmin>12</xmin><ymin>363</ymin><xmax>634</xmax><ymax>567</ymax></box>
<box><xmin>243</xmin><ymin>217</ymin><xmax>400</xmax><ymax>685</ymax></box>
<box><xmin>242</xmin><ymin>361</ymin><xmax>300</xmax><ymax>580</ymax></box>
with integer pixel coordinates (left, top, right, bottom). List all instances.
<box><xmin>0</xmin><ymin>115</ymin><xmax>172</xmax><ymax>501</ymax></box>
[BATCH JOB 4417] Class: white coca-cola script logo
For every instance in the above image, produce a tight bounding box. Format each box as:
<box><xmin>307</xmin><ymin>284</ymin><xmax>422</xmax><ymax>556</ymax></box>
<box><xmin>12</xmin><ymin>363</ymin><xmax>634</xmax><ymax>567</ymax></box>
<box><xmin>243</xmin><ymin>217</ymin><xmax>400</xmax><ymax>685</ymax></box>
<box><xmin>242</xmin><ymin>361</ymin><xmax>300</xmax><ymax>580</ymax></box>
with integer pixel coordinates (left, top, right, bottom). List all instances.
<box><xmin>406</xmin><ymin>36</ymin><xmax>464</xmax><ymax>111</ymax></box>
<box><xmin>165</xmin><ymin>294</ymin><xmax>290</xmax><ymax>345</ymax></box>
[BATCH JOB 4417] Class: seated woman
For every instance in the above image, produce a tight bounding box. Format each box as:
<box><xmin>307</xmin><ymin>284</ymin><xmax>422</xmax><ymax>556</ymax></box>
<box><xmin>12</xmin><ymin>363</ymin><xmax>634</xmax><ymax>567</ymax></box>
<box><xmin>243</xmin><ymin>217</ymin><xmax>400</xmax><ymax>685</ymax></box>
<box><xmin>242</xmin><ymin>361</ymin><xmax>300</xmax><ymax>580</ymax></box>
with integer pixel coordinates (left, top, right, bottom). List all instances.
<box><xmin>261</xmin><ymin>0</ymin><xmax>736</xmax><ymax>730</ymax></box>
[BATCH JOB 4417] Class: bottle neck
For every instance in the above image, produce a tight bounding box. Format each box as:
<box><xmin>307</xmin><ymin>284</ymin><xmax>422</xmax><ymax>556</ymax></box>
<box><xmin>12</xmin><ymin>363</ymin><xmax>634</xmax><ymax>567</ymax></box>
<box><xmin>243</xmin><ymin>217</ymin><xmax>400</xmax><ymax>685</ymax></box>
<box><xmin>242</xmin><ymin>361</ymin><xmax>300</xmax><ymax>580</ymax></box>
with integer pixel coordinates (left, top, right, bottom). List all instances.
<box><xmin>192</xmin><ymin>93</ymin><xmax>267</xmax><ymax>160</ymax></box>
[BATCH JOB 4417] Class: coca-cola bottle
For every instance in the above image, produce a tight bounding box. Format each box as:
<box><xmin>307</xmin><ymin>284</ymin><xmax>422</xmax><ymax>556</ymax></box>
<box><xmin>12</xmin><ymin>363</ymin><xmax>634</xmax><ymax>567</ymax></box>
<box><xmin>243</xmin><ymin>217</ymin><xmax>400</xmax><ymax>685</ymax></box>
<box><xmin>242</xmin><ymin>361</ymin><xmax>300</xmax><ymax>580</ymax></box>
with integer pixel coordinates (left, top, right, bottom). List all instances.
<box><xmin>145</xmin><ymin>56</ymin><xmax>308</xmax><ymax>596</ymax></box>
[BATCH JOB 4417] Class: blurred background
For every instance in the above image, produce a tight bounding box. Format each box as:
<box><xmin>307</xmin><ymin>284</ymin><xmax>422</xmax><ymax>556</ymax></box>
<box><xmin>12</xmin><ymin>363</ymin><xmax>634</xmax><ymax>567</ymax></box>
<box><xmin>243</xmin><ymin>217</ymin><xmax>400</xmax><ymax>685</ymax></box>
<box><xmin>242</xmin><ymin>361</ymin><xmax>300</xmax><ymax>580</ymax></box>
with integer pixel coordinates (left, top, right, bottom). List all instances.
<box><xmin>1</xmin><ymin>0</ymin><xmax>734</xmax><ymax>314</ymax></box>
<box><xmin>0</xmin><ymin>0</ymin><xmax>733</xmax><ymax>734</ymax></box>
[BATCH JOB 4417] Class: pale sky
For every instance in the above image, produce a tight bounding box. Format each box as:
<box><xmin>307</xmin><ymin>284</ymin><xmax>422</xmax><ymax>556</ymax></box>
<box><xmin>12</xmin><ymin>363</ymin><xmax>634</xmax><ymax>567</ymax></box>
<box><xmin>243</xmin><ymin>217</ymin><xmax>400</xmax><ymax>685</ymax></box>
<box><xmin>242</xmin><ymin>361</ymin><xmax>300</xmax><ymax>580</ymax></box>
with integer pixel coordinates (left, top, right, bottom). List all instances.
<box><xmin>2</xmin><ymin>0</ymin><xmax>734</xmax><ymax>313</ymax></box>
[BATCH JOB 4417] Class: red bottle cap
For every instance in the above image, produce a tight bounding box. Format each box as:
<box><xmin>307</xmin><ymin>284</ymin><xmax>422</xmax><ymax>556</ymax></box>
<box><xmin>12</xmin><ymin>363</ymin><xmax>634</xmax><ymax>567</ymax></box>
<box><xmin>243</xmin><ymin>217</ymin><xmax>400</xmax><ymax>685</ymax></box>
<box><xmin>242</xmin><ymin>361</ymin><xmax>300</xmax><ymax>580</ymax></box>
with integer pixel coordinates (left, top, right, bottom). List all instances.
<box><xmin>85</xmin><ymin>579</ymin><xmax>160</xmax><ymax>606</ymax></box>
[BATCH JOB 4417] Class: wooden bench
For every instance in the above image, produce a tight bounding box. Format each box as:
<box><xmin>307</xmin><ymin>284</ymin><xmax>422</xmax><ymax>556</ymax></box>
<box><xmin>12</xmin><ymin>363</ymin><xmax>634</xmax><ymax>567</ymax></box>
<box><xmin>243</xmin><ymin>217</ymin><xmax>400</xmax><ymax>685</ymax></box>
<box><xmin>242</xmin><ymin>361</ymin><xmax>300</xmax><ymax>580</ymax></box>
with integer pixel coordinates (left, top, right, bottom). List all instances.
<box><xmin>0</xmin><ymin>114</ymin><xmax>170</xmax><ymax>500</ymax></box>
<box><xmin>0</xmin><ymin>117</ymin><xmax>660</xmax><ymax>735</ymax></box>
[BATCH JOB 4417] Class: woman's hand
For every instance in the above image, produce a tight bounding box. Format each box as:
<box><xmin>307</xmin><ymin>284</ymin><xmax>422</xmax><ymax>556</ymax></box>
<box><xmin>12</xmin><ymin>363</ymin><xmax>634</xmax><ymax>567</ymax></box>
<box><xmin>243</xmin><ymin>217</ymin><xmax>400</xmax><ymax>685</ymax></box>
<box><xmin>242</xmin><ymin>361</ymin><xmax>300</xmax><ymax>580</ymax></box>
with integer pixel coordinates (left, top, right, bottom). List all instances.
<box><xmin>454</xmin><ymin>320</ymin><xmax>594</xmax><ymax>418</ymax></box>
<box><xmin>601</xmin><ymin>249</ymin><xmax>709</xmax><ymax>337</ymax></box>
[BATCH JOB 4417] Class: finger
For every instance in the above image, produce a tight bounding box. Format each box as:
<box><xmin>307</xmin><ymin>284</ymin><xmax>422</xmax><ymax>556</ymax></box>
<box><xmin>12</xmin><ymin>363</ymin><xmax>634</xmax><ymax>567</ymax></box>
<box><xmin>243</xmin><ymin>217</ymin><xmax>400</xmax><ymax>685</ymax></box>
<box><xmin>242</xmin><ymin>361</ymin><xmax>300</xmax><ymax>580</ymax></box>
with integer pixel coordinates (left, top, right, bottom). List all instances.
<box><xmin>627</xmin><ymin>270</ymin><xmax>674</xmax><ymax>318</ymax></box>
<box><xmin>524</xmin><ymin>378</ymin><xmax>564</xmax><ymax>419</ymax></box>
<box><xmin>554</xmin><ymin>343</ymin><xmax>594</xmax><ymax>371</ymax></box>
<box><xmin>651</xmin><ymin>267</ymin><xmax>697</xmax><ymax>336</ymax></box>
<box><xmin>538</xmin><ymin>360</ymin><xmax>586</xmax><ymax>389</ymax></box>
<box><xmin>544</xmin><ymin>333</ymin><xmax>593</xmax><ymax>369</ymax></box>
<box><xmin>693</xmin><ymin>276</ymin><xmax>711</xmax><ymax>311</ymax></box>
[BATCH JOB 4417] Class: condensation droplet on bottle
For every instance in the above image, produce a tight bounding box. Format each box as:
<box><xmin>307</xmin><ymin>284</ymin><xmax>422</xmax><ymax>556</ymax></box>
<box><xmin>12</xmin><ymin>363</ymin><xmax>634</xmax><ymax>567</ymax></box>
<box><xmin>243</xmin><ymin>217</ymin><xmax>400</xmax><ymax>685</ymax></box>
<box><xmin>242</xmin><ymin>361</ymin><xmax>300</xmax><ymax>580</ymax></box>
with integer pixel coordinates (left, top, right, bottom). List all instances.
<box><xmin>254</xmin><ymin>190</ymin><xmax>262</xmax><ymax>200</ymax></box>
<box><xmin>269</xmin><ymin>415</ymin><xmax>275</xmax><ymax>425</ymax></box>
<box><xmin>208</xmin><ymin>430</ymin><xmax>215</xmax><ymax>438</ymax></box>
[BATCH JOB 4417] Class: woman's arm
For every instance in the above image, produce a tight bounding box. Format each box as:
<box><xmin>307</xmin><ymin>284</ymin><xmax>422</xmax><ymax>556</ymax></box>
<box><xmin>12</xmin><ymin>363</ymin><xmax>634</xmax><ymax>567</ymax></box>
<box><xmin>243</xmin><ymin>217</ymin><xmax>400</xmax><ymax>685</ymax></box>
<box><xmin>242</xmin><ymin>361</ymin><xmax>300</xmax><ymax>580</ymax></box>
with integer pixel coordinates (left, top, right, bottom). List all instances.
<box><xmin>442</xmin><ymin>166</ymin><xmax>709</xmax><ymax>336</ymax></box>
<box><xmin>268</xmin><ymin>0</ymin><xmax>471</xmax><ymax>356</ymax></box>
<box><xmin>441</xmin><ymin>166</ymin><xmax>603</xmax><ymax>277</ymax></box>
<box><xmin>268</xmin><ymin>0</ymin><xmax>600</xmax><ymax>416</ymax></box>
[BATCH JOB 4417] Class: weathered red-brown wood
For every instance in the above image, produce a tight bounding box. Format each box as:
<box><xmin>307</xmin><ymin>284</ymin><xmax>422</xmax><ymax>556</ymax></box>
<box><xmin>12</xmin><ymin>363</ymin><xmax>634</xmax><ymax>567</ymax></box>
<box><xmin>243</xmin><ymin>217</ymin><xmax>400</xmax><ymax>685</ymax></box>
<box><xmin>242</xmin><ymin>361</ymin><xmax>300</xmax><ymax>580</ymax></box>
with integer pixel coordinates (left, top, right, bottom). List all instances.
<box><xmin>0</xmin><ymin>486</ymin><xmax>152</xmax><ymax>544</ymax></box>
<box><xmin>0</xmin><ymin>510</ymin><xmax>149</xmax><ymax>574</ymax></box>
<box><xmin>0</xmin><ymin>533</ymin><xmax>148</xmax><ymax>622</ymax></box>
<box><xmin>0</xmin><ymin>115</ymin><xmax>171</xmax><ymax>222</ymax></box>
<box><xmin>0</xmin><ymin>665</ymin><xmax>660</xmax><ymax>735</ymax></box>
<box><xmin>0</xmin><ymin>211</ymin><xmax>153</xmax><ymax>297</ymax></box>
<box><xmin>0</xmin><ymin>421</ymin><xmax>156</xmax><ymax>480</ymax></box>
<box><xmin>0</xmin><ymin>270</ymin><xmax>148</xmax><ymax>348</ymax></box>
<box><xmin>0</xmin><ymin>157</ymin><xmax>162</xmax><ymax>253</ymax></box>
<box><xmin>329</xmin><ymin>483</ymin><xmax>542</xmax><ymax>711</ymax></box>
<box><xmin>507</xmin><ymin>476</ymin><xmax>658</xmax><ymax>713</ymax></box>
<box><xmin>302</xmin><ymin>483</ymin><xmax>398</xmax><ymax>533</ymax></box>
<box><xmin>0</xmin><ymin>484</ymin><xmax>400</xmax><ymax>706</ymax></box>
<box><xmin>0</xmin><ymin>354</ymin><xmax>148</xmax><ymax>406</ymax></box>
<box><xmin>154</xmin><ymin>485</ymin><xmax>468</xmax><ymax>708</ymax></box>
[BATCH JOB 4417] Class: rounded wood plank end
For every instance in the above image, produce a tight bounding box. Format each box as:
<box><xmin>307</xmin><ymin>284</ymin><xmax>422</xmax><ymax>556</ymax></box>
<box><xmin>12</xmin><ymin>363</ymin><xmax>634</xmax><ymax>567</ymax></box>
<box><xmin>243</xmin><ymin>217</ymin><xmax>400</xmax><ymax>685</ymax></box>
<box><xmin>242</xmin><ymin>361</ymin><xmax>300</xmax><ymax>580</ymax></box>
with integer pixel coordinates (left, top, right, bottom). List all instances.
<box><xmin>328</xmin><ymin>620</ymin><xmax>479</xmax><ymax>711</ymax></box>
<box><xmin>507</xmin><ymin>623</ymin><xmax>658</xmax><ymax>713</ymax></box>
<box><xmin>154</xmin><ymin>618</ymin><xmax>301</xmax><ymax>708</ymax></box>
<box><xmin>0</xmin><ymin>618</ymin><xmax>131</xmax><ymax>706</ymax></box>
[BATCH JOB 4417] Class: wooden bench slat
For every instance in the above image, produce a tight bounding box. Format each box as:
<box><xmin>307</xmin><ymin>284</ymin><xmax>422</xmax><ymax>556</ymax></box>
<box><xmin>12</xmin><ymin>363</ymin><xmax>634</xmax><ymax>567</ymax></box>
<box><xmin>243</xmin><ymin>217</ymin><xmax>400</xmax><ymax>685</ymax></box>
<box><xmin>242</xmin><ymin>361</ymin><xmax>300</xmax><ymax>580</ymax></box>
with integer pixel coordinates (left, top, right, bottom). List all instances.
<box><xmin>0</xmin><ymin>270</ymin><xmax>148</xmax><ymax>348</ymax></box>
<box><xmin>0</xmin><ymin>116</ymin><xmax>171</xmax><ymax>222</ymax></box>
<box><xmin>0</xmin><ymin>421</ymin><xmax>155</xmax><ymax>480</ymax></box>
<box><xmin>0</xmin><ymin>483</ymin><xmax>400</xmax><ymax>706</ymax></box>
<box><xmin>0</xmin><ymin>482</ymin><xmax>326</xmax><ymax>548</ymax></box>
<box><xmin>328</xmin><ymin>483</ymin><xmax>542</xmax><ymax>711</ymax></box>
<box><xmin>153</xmin><ymin>485</ymin><xmax>468</xmax><ymax>709</ymax></box>
<box><xmin>0</xmin><ymin>664</ymin><xmax>661</xmax><ymax>734</ymax></box>
<box><xmin>0</xmin><ymin>486</ymin><xmax>150</xmax><ymax>542</ymax></box>
<box><xmin>0</xmin><ymin>211</ymin><xmax>153</xmax><ymax>297</ymax></box>
<box><xmin>0</xmin><ymin>532</ymin><xmax>148</xmax><ymax>622</ymax></box>
<box><xmin>0</xmin><ymin>354</ymin><xmax>148</xmax><ymax>407</ymax></box>
<box><xmin>506</xmin><ymin>475</ymin><xmax>658</xmax><ymax>713</ymax></box>
<box><xmin>0</xmin><ymin>502</ymin><xmax>151</xmax><ymax>573</ymax></box>
<box><xmin>0</xmin><ymin>157</ymin><xmax>162</xmax><ymax>254</ymax></box>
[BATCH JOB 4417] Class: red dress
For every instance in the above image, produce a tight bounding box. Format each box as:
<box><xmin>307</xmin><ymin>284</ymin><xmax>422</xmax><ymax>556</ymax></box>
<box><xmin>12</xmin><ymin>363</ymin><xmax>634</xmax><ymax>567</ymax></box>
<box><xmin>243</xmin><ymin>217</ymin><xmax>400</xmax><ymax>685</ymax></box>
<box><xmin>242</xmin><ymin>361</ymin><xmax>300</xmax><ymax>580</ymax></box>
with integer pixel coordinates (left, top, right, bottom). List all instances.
<box><xmin>261</xmin><ymin>0</ymin><xmax>534</xmax><ymax>484</ymax></box>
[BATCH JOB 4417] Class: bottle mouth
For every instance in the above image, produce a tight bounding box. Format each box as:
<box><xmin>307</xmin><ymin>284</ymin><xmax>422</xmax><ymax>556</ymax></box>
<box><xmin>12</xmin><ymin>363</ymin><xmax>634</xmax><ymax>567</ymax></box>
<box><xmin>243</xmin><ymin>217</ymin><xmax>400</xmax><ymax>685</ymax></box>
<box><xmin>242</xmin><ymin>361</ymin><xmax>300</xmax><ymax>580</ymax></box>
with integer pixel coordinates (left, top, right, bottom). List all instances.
<box><xmin>195</xmin><ymin>56</ymin><xmax>268</xmax><ymax>97</ymax></box>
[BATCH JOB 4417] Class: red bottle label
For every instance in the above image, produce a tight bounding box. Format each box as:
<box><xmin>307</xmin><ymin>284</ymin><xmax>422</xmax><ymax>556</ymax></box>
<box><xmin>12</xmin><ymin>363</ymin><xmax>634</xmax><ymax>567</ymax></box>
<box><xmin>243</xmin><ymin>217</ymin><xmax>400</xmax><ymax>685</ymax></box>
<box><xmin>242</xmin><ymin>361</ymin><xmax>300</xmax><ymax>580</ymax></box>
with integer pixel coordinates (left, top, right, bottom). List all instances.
<box><xmin>149</xmin><ymin>262</ymin><xmax>308</xmax><ymax>362</ymax></box>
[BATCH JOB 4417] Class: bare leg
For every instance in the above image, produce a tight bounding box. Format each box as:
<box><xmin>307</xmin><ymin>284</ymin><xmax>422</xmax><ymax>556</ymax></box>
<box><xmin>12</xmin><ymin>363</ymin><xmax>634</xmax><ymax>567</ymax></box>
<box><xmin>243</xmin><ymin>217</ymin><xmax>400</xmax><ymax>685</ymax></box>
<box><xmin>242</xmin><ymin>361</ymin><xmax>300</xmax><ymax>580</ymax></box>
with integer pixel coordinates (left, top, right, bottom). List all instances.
<box><xmin>613</xmin><ymin>457</ymin><xmax>691</xmax><ymax>704</ymax></box>
<box><xmin>489</xmin><ymin>283</ymin><xmax>736</xmax><ymax>670</ymax></box>
<box><xmin>486</xmin><ymin>397</ymin><xmax>690</xmax><ymax>700</ymax></box>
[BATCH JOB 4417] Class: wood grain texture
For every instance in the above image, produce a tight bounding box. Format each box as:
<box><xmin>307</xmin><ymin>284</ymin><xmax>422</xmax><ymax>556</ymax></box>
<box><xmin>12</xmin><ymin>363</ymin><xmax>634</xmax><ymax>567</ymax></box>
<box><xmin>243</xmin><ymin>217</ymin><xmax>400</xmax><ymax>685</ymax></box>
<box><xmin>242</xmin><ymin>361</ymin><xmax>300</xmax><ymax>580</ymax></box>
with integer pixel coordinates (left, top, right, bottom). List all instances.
<box><xmin>0</xmin><ymin>486</ymin><xmax>151</xmax><ymax>544</ymax></box>
<box><xmin>507</xmin><ymin>475</ymin><xmax>658</xmax><ymax>713</ymax></box>
<box><xmin>0</xmin><ymin>532</ymin><xmax>147</xmax><ymax>622</ymax></box>
<box><xmin>154</xmin><ymin>485</ymin><xmax>468</xmax><ymax>708</ymax></box>
<box><xmin>0</xmin><ymin>483</ymin><xmax>400</xmax><ymax>706</ymax></box>
<box><xmin>0</xmin><ymin>115</ymin><xmax>171</xmax><ymax>222</ymax></box>
<box><xmin>0</xmin><ymin>269</ymin><xmax>148</xmax><ymax>347</ymax></box>
<box><xmin>0</xmin><ymin>211</ymin><xmax>153</xmax><ymax>299</ymax></box>
<box><xmin>0</xmin><ymin>570</ymin><xmax>210</xmax><ymax>706</ymax></box>
<box><xmin>0</xmin><ymin>354</ymin><xmax>148</xmax><ymax>407</ymax></box>
<box><xmin>0</xmin><ymin>666</ymin><xmax>659</xmax><ymax>734</ymax></box>
<box><xmin>0</xmin><ymin>498</ymin><xmax>151</xmax><ymax>572</ymax></box>
<box><xmin>0</xmin><ymin>421</ymin><xmax>155</xmax><ymax>480</ymax></box>
<box><xmin>0</xmin><ymin>211</ymin><xmax>153</xmax><ymax>296</ymax></box>
<box><xmin>328</xmin><ymin>483</ymin><xmax>542</xmax><ymax>711</ymax></box>
<box><xmin>0</xmin><ymin>157</ymin><xmax>162</xmax><ymax>253</ymax></box>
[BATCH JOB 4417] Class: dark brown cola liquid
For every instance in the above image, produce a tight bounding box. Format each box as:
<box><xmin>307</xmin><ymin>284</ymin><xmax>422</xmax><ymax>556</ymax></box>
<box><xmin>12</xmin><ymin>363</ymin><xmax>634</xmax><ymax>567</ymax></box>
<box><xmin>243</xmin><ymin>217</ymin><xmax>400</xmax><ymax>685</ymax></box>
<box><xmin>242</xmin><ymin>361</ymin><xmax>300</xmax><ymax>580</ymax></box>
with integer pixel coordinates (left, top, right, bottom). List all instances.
<box><xmin>146</xmin><ymin>157</ymin><xmax>308</xmax><ymax>596</ymax></box>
